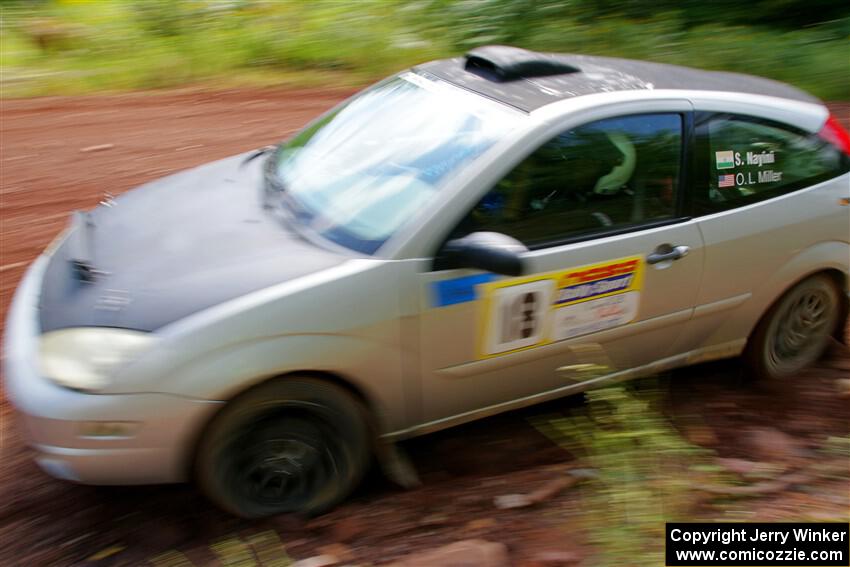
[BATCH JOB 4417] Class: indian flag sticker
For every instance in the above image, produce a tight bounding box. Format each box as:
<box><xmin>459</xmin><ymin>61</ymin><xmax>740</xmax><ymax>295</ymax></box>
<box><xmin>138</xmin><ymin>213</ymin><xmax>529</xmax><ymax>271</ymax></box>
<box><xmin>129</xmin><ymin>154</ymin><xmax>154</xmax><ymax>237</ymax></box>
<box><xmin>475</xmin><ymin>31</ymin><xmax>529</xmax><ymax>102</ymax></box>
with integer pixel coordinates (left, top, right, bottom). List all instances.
<box><xmin>715</xmin><ymin>150</ymin><xmax>735</xmax><ymax>169</ymax></box>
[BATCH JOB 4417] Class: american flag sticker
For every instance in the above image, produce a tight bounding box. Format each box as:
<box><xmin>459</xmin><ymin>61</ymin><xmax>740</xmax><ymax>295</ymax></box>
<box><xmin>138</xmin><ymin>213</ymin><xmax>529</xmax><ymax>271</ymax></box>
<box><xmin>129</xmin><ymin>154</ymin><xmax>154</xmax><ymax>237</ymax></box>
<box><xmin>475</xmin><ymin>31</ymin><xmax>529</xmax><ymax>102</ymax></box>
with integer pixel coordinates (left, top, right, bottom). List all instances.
<box><xmin>718</xmin><ymin>174</ymin><xmax>735</xmax><ymax>188</ymax></box>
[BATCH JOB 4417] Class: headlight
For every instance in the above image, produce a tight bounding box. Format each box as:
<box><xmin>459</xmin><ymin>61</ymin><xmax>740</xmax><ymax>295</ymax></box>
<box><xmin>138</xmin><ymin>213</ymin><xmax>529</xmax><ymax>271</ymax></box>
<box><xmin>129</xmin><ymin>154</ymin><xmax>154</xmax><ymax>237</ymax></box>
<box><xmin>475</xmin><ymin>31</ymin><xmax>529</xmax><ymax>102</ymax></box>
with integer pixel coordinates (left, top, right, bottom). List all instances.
<box><xmin>39</xmin><ymin>328</ymin><xmax>157</xmax><ymax>392</ymax></box>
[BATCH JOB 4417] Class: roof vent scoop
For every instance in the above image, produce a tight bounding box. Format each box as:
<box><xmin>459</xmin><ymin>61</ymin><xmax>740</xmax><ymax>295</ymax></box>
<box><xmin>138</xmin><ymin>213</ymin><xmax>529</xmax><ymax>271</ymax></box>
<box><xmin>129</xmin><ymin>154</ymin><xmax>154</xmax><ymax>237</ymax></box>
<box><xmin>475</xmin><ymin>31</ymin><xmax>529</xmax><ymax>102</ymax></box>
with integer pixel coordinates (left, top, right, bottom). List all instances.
<box><xmin>464</xmin><ymin>45</ymin><xmax>580</xmax><ymax>81</ymax></box>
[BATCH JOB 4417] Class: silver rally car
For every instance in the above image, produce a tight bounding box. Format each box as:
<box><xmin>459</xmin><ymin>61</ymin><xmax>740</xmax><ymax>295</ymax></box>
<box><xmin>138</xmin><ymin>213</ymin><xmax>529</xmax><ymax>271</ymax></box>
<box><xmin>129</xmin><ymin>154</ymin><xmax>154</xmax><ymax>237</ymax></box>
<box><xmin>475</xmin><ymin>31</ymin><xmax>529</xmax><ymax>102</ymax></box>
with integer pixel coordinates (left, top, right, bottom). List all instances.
<box><xmin>5</xmin><ymin>46</ymin><xmax>850</xmax><ymax>517</ymax></box>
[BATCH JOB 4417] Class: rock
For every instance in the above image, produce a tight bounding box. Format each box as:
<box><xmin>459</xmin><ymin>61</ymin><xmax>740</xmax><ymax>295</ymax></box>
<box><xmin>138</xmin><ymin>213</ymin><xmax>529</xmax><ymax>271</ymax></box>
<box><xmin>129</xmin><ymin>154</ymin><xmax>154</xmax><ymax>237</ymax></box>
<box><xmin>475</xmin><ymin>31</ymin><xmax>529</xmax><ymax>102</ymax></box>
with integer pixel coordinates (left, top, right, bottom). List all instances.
<box><xmin>566</xmin><ymin>468</ymin><xmax>598</xmax><ymax>480</ymax></box>
<box><xmin>331</xmin><ymin>517</ymin><xmax>366</xmax><ymax>542</ymax></box>
<box><xmin>455</xmin><ymin>493</ymin><xmax>489</xmax><ymax>506</ymax></box>
<box><xmin>716</xmin><ymin>458</ymin><xmax>765</xmax><ymax>476</ymax></box>
<box><xmin>80</xmin><ymin>143</ymin><xmax>114</xmax><ymax>153</ymax></box>
<box><xmin>317</xmin><ymin>543</ymin><xmax>354</xmax><ymax>562</ymax></box>
<box><xmin>291</xmin><ymin>555</ymin><xmax>340</xmax><ymax>567</ymax></box>
<box><xmin>134</xmin><ymin>521</ymin><xmax>188</xmax><ymax>550</ymax></box>
<box><xmin>684</xmin><ymin>425</ymin><xmax>719</xmax><ymax>446</ymax></box>
<box><xmin>783</xmin><ymin>414</ymin><xmax>833</xmax><ymax>435</ymax></box>
<box><xmin>418</xmin><ymin>513</ymin><xmax>450</xmax><ymax>527</ymax></box>
<box><xmin>86</xmin><ymin>545</ymin><xmax>125</xmax><ymax>561</ymax></box>
<box><xmin>527</xmin><ymin>476</ymin><xmax>580</xmax><ymax>504</ymax></box>
<box><xmin>529</xmin><ymin>550</ymin><xmax>580</xmax><ymax>565</ymax></box>
<box><xmin>494</xmin><ymin>493</ymin><xmax>533</xmax><ymax>509</ymax></box>
<box><xmin>495</xmin><ymin>471</ymin><xmax>589</xmax><ymax>509</ymax></box>
<box><xmin>271</xmin><ymin>514</ymin><xmax>308</xmax><ymax>533</ymax></box>
<box><xmin>745</xmin><ymin>427</ymin><xmax>808</xmax><ymax>463</ymax></box>
<box><xmin>464</xmin><ymin>518</ymin><xmax>498</xmax><ymax>532</ymax></box>
<box><xmin>692</xmin><ymin>461</ymin><xmax>847</xmax><ymax>497</ymax></box>
<box><xmin>385</xmin><ymin>539</ymin><xmax>509</xmax><ymax>567</ymax></box>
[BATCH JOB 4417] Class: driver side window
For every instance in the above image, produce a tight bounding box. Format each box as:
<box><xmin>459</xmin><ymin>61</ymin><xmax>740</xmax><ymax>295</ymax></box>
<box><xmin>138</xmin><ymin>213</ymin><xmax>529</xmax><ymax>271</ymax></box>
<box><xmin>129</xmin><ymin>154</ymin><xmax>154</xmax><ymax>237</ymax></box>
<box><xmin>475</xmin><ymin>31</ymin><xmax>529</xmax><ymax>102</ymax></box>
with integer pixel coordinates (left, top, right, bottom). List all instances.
<box><xmin>455</xmin><ymin>113</ymin><xmax>683</xmax><ymax>247</ymax></box>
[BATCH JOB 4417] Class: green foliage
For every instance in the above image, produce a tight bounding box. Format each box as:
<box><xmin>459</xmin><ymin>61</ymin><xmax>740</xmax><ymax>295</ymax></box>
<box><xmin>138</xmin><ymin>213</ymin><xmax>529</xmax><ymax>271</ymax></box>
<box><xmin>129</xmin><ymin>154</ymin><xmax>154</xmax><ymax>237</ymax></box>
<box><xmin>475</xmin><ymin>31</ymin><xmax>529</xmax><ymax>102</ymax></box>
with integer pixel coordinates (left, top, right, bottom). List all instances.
<box><xmin>532</xmin><ymin>383</ymin><xmax>729</xmax><ymax>566</ymax></box>
<box><xmin>1</xmin><ymin>0</ymin><xmax>446</xmax><ymax>95</ymax></box>
<box><xmin>1</xmin><ymin>0</ymin><xmax>847</xmax><ymax>98</ymax></box>
<box><xmin>821</xmin><ymin>435</ymin><xmax>850</xmax><ymax>458</ymax></box>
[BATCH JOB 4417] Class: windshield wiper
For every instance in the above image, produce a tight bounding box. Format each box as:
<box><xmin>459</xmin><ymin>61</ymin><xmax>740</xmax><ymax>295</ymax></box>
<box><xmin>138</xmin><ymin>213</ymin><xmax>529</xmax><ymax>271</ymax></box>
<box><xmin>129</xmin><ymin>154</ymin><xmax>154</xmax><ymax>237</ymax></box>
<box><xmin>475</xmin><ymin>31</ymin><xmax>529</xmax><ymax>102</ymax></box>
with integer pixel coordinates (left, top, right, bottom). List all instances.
<box><xmin>241</xmin><ymin>144</ymin><xmax>276</xmax><ymax>167</ymax></box>
<box><xmin>257</xmin><ymin>146</ymin><xmax>311</xmax><ymax>224</ymax></box>
<box><xmin>257</xmin><ymin>146</ymin><xmax>287</xmax><ymax>209</ymax></box>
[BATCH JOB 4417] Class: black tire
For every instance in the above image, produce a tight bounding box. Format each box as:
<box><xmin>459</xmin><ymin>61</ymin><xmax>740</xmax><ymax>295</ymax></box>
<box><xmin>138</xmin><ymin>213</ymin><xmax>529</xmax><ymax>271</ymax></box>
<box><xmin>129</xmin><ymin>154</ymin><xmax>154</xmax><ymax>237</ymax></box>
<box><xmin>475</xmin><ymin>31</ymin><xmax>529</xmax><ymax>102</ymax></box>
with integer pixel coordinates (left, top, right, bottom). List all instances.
<box><xmin>744</xmin><ymin>274</ymin><xmax>841</xmax><ymax>381</ymax></box>
<box><xmin>195</xmin><ymin>377</ymin><xmax>371</xmax><ymax>518</ymax></box>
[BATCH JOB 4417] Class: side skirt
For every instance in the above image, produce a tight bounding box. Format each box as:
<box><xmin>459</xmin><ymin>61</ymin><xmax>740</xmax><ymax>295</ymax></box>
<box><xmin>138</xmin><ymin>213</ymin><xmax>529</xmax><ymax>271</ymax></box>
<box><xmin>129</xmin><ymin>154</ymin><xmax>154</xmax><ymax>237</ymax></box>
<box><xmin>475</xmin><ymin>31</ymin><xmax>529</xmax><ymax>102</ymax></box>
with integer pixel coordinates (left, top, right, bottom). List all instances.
<box><xmin>381</xmin><ymin>338</ymin><xmax>746</xmax><ymax>441</ymax></box>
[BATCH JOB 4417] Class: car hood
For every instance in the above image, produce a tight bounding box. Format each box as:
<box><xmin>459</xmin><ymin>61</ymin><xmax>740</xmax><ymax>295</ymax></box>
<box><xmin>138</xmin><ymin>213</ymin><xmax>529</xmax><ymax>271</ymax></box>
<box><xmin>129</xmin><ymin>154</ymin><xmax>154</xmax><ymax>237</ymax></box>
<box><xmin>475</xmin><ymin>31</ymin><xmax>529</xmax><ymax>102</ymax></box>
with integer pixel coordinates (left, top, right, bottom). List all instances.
<box><xmin>39</xmin><ymin>152</ymin><xmax>348</xmax><ymax>333</ymax></box>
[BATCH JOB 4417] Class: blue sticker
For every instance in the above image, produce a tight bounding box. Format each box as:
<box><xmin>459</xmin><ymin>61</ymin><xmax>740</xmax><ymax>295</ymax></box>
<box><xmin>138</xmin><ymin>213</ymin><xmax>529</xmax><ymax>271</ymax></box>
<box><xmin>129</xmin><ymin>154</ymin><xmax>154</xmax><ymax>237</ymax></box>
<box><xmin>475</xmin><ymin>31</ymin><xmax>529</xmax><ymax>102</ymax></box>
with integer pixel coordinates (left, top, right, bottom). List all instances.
<box><xmin>431</xmin><ymin>274</ymin><xmax>495</xmax><ymax>307</ymax></box>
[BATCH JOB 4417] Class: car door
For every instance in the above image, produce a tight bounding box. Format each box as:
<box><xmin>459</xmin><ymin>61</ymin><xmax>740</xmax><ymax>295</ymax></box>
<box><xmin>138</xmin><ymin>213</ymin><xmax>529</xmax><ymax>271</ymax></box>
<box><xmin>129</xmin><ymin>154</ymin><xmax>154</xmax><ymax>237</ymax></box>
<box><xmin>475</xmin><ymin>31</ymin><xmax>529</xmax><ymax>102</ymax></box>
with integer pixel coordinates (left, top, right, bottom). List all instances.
<box><xmin>674</xmin><ymin>111</ymin><xmax>850</xmax><ymax>357</ymax></box>
<box><xmin>417</xmin><ymin>109</ymin><xmax>705</xmax><ymax>427</ymax></box>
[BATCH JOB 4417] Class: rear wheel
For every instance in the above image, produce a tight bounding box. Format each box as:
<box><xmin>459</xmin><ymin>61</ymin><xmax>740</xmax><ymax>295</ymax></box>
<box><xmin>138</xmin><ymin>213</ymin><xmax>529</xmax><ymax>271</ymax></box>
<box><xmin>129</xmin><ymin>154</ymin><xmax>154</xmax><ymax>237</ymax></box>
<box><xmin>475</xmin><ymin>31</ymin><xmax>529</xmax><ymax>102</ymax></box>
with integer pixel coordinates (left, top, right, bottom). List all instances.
<box><xmin>195</xmin><ymin>377</ymin><xmax>371</xmax><ymax>518</ymax></box>
<box><xmin>745</xmin><ymin>274</ymin><xmax>840</xmax><ymax>380</ymax></box>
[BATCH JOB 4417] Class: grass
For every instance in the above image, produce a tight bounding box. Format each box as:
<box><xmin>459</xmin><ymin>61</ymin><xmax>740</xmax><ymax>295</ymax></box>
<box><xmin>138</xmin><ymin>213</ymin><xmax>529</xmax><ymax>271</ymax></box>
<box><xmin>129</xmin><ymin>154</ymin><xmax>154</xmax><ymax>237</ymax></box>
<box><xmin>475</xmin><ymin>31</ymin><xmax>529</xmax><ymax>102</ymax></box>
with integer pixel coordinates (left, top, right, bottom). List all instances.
<box><xmin>531</xmin><ymin>382</ymin><xmax>728</xmax><ymax>566</ymax></box>
<box><xmin>1</xmin><ymin>1</ymin><xmax>847</xmax><ymax>99</ymax></box>
<box><xmin>0</xmin><ymin>1</ymin><xmax>447</xmax><ymax>97</ymax></box>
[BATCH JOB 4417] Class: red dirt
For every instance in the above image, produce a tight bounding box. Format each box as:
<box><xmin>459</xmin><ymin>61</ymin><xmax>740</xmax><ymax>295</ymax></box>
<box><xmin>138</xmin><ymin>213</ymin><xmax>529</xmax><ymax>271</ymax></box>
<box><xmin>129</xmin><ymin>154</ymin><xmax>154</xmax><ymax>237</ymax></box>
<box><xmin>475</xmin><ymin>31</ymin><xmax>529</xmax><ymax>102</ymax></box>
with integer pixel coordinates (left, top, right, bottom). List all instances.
<box><xmin>1</xmin><ymin>92</ymin><xmax>848</xmax><ymax>566</ymax></box>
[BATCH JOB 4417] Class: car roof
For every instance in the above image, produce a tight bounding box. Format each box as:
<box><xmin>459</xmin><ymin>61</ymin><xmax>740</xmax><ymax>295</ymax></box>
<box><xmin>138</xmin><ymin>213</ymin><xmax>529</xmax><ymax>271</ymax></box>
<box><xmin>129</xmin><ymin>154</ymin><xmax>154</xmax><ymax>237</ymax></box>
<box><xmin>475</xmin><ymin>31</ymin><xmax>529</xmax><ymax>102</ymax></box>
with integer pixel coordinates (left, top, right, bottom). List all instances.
<box><xmin>414</xmin><ymin>45</ymin><xmax>820</xmax><ymax>113</ymax></box>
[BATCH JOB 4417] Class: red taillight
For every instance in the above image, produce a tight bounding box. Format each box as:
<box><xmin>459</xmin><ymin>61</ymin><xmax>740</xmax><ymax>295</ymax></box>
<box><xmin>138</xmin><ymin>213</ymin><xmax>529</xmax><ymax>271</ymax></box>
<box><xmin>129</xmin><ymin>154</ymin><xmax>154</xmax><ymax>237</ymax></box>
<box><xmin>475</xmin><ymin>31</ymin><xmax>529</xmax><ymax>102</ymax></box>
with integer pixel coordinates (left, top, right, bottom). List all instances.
<box><xmin>818</xmin><ymin>114</ymin><xmax>850</xmax><ymax>156</ymax></box>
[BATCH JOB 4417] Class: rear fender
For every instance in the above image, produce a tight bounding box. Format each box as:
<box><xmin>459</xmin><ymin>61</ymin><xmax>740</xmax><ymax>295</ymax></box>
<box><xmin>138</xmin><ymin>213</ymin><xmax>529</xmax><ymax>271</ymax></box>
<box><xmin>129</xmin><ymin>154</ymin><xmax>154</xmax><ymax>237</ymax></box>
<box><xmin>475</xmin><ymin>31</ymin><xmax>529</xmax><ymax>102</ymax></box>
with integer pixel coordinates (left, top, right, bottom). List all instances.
<box><xmin>688</xmin><ymin>241</ymin><xmax>849</xmax><ymax>349</ymax></box>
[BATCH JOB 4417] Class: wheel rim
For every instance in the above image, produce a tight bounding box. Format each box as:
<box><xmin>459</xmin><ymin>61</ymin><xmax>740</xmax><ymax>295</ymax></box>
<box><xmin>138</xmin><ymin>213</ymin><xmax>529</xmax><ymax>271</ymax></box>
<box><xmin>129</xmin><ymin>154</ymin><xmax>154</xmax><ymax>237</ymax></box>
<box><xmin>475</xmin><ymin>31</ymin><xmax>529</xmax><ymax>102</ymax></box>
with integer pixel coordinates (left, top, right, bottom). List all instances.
<box><xmin>230</xmin><ymin>417</ymin><xmax>341</xmax><ymax>510</ymax></box>
<box><xmin>766</xmin><ymin>287</ymin><xmax>833</xmax><ymax>374</ymax></box>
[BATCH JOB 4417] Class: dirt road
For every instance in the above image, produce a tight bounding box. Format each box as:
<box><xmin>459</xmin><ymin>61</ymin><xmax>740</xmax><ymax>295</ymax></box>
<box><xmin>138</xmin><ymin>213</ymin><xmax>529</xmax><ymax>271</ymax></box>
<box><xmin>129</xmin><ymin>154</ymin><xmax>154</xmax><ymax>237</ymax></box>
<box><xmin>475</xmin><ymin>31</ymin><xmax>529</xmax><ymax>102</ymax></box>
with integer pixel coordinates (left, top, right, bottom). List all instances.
<box><xmin>1</xmin><ymin>91</ymin><xmax>848</xmax><ymax>566</ymax></box>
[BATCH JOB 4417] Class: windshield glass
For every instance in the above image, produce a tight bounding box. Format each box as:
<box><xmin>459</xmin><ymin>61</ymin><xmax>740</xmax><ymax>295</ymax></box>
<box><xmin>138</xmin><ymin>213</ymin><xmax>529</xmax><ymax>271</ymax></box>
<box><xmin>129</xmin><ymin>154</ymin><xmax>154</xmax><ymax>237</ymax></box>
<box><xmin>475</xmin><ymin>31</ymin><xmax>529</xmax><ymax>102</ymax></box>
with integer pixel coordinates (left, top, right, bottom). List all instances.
<box><xmin>274</xmin><ymin>73</ymin><xmax>522</xmax><ymax>254</ymax></box>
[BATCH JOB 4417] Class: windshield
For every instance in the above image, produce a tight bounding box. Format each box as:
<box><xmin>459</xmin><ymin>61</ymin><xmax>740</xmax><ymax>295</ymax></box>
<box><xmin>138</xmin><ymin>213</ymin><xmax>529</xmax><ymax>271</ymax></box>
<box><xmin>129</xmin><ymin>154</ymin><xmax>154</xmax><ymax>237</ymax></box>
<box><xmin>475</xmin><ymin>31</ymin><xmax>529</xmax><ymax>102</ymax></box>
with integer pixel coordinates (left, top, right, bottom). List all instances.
<box><xmin>274</xmin><ymin>73</ymin><xmax>521</xmax><ymax>254</ymax></box>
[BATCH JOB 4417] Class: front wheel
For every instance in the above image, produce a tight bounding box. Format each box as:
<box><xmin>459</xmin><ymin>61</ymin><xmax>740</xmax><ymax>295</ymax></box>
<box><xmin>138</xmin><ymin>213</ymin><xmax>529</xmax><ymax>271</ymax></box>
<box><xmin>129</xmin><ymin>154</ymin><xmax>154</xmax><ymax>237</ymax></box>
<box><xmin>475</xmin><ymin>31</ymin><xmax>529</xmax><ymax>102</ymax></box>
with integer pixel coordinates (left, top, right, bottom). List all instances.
<box><xmin>195</xmin><ymin>377</ymin><xmax>371</xmax><ymax>518</ymax></box>
<box><xmin>744</xmin><ymin>274</ymin><xmax>841</xmax><ymax>380</ymax></box>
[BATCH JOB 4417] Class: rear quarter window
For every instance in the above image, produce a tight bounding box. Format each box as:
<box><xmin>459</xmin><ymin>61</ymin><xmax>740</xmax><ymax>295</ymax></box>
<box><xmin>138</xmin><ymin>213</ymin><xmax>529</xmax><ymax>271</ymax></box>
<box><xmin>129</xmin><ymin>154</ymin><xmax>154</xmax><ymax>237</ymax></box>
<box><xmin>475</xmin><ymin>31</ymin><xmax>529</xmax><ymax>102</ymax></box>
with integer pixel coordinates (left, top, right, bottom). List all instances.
<box><xmin>696</xmin><ymin>114</ymin><xmax>849</xmax><ymax>214</ymax></box>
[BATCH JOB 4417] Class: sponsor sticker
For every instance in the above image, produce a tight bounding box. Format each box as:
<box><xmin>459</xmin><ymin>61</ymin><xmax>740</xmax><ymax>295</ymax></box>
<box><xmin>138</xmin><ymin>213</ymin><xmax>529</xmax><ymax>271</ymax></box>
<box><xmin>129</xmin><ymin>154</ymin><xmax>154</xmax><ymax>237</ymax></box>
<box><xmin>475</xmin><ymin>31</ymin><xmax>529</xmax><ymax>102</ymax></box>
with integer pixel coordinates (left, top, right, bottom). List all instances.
<box><xmin>431</xmin><ymin>273</ymin><xmax>496</xmax><ymax>307</ymax></box>
<box><xmin>551</xmin><ymin>291</ymin><xmax>640</xmax><ymax>342</ymax></box>
<box><xmin>477</xmin><ymin>256</ymin><xmax>644</xmax><ymax>357</ymax></box>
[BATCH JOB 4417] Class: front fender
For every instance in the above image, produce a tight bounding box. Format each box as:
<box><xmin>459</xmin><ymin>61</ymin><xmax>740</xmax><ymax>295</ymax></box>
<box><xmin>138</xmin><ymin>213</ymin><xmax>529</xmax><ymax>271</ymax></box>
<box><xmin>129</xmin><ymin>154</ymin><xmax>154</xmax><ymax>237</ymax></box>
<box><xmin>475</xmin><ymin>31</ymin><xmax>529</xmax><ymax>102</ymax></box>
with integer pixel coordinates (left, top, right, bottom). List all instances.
<box><xmin>111</xmin><ymin>259</ymin><xmax>413</xmax><ymax>433</ymax></box>
<box><xmin>159</xmin><ymin>333</ymin><xmax>407</xmax><ymax>432</ymax></box>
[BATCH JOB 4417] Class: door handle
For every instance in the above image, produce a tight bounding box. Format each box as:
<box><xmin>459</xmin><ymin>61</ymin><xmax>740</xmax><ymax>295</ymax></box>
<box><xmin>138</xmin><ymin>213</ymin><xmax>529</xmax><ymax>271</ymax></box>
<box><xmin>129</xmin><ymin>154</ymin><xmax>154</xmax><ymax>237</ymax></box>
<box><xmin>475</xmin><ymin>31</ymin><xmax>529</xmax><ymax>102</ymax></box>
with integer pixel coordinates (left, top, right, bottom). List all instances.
<box><xmin>647</xmin><ymin>244</ymin><xmax>690</xmax><ymax>265</ymax></box>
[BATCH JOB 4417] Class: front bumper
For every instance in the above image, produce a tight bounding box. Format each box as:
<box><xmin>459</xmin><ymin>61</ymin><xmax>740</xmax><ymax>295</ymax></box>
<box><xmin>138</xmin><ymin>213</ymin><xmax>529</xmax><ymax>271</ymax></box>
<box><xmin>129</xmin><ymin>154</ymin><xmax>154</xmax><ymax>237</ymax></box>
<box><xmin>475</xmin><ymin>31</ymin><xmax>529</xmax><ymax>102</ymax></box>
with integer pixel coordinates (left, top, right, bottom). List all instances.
<box><xmin>3</xmin><ymin>255</ymin><xmax>223</xmax><ymax>484</ymax></box>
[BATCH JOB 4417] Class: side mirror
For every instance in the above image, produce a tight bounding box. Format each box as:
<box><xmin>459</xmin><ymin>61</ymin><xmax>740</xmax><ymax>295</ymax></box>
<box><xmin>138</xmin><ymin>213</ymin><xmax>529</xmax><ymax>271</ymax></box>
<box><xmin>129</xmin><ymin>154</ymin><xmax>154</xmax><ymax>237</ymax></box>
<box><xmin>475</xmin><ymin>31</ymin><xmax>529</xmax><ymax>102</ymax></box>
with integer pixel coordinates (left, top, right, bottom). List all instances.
<box><xmin>442</xmin><ymin>231</ymin><xmax>528</xmax><ymax>276</ymax></box>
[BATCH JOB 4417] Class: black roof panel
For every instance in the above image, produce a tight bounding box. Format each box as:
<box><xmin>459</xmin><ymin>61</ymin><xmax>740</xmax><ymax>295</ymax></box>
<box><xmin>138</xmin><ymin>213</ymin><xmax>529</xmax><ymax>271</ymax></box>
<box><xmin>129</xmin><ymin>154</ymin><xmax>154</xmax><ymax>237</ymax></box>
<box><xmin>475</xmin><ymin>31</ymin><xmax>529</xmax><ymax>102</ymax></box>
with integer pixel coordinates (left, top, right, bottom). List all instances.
<box><xmin>415</xmin><ymin>49</ymin><xmax>819</xmax><ymax>112</ymax></box>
